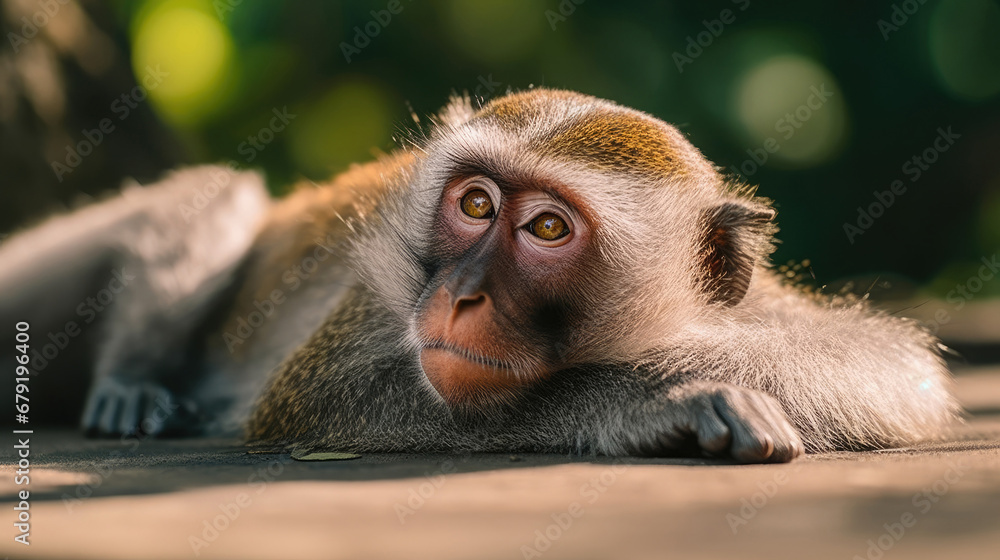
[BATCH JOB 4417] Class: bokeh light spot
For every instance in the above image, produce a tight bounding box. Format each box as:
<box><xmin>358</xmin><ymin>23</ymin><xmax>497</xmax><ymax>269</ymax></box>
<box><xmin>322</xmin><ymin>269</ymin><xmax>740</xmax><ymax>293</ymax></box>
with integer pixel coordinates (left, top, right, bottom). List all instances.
<box><xmin>734</xmin><ymin>54</ymin><xmax>848</xmax><ymax>167</ymax></box>
<box><xmin>288</xmin><ymin>80</ymin><xmax>396</xmax><ymax>178</ymax></box>
<box><xmin>131</xmin><ymin>0</ymin><xmax>237</xmax><ymax>126</ymax></box>
<box><xmin>929</xmin><ymin>0</ymin><xmax>1000</xmax><ymax>101</ymax></box>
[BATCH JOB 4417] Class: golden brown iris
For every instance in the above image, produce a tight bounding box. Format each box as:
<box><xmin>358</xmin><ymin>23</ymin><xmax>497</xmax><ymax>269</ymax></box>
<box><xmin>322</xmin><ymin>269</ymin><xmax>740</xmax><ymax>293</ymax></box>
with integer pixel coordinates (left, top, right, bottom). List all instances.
<box><xmin>461</xmin><ymin>190</ymin><xmax>493</xmax><ymax>219</ymax></box>
<box><xmin>530</xmin><ymin>213</ymin><xmax>569</xmax><ymax>240</ymax></box>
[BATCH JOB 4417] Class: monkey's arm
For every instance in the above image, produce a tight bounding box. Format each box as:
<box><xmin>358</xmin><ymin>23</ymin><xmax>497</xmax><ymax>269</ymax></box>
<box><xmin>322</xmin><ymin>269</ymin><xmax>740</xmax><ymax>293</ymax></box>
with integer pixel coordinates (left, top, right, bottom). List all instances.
<box><xmin>543</xmin><ymin>280</ymin><xmax>958</xmax><ymax>458</ymax></box>
<box><xmin>247</xmin><ymin>281</ymin><xmax>958</xmax><ymax>460</ymax></box>
<box><xmin>245</xmin><ymin>286</ymin><xmax>803</xmax><ymax>462</ymax></box>
<box><xmin>658</xmin><ymin>273</ymin><xmax>960</xmax><ymax>453</ymax></box>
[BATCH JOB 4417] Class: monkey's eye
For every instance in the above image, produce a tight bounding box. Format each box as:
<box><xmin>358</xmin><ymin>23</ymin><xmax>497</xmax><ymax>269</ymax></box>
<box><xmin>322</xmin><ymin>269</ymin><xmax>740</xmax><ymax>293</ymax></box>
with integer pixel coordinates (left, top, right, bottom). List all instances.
<box><xmin>460</xmin><ymin>190</ymin><xmax>494</xmax><ymax>220</ymax></box>
<box><xmin>529</xmin><ymin>213</ymin><xmax>570</xmax><ymax>241</ymax></box>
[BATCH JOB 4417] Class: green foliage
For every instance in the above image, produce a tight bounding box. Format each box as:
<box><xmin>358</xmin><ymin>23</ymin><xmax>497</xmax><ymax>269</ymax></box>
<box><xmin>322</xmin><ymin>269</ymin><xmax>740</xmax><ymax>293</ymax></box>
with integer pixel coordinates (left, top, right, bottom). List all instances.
<box><xmin>113</xmin><ymin>0</ymin><xmax>1000</xmax><ymax>289</ymax></box>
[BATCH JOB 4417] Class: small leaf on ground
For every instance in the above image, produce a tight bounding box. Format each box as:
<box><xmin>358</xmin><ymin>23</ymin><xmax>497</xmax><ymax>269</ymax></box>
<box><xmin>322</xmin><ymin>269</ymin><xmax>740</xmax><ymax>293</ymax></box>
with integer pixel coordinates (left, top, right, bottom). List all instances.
<box><xmin>291</xmin><ymin>449</ymin><xmax>361</xmax><ymax>461</ymax></box>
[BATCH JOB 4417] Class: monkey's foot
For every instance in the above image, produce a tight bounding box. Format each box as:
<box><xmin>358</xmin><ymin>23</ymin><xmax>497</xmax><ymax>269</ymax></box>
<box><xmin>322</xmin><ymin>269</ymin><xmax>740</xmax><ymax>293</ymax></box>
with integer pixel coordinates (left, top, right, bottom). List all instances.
<box><xmin>81</xmin><ymin>377</ymin><xmax>202</xmax><ymax>438</ymax></box>
<box><xmin>642</xmin><ymin>384</ymin><xmax>804</xmax><ymax>463</ymax></box>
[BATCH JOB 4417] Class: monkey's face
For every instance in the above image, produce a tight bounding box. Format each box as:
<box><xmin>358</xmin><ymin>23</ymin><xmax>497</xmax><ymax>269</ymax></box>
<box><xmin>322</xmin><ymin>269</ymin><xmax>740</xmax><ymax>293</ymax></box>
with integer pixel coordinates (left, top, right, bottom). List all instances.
<box><xmin>352</xmin><ymin>89</ymin><xmax>776</xmax><ymax>409</ymax></box>
<box><xmin>414</xmin><ymin>173</ymin><xmax>596</xmax><ymax>407</ymax></box>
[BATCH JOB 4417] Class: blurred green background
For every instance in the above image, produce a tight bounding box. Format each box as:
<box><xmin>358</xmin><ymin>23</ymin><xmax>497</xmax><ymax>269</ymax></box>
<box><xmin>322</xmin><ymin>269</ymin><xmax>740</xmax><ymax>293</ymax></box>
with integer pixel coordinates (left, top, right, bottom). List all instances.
<box><xmin>2</xmin><ymin>0</ymin><xmax>999</xmax><ymax>297</ymax></box>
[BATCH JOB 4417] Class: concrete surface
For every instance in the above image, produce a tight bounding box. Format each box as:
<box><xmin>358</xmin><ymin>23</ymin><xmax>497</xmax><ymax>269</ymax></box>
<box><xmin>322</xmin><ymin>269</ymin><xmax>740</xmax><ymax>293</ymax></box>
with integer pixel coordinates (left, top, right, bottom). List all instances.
<box><xmin>1</xmin><ymin>365</ymin><xmax>998</xmax><ymax>560</ymax></box>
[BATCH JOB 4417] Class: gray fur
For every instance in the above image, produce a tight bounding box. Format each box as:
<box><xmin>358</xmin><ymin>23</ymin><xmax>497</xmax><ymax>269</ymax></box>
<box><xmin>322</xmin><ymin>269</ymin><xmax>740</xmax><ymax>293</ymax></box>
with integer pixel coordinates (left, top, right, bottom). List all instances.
<box><xmin>2</xmin><ymin>90</ymin><xmax>958</xmax><ymax>462</ymax></box>
<box><xmin>248</xmin><ymin>90</ymin><xmax>958</xmax><ymax>460</ymax></box>
<box><xmin>1</xmin><ymin>165</ymin><xmax>270</xmax><ymax>434</ymax></box>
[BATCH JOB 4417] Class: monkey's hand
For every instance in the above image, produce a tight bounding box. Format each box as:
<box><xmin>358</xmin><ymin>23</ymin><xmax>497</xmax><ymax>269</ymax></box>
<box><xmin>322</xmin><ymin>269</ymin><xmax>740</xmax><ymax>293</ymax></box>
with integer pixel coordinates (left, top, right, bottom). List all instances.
<box><xmin>81</xmin><ymin>377</ymin><xmax>202</xmax><ymax>438</ymax></box>
<box><xmin>631</xmin><ymin>382</ymin><xmax>803</xmax><ymax>463</ymax></box>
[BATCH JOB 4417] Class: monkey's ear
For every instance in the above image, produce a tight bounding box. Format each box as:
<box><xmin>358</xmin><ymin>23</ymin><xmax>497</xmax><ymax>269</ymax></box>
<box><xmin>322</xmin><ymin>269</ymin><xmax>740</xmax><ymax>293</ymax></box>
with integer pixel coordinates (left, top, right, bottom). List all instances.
<box><xmin>698</xmin><ymin>200</ymin><xmax>776</xmax><ymax>305</ymax></box>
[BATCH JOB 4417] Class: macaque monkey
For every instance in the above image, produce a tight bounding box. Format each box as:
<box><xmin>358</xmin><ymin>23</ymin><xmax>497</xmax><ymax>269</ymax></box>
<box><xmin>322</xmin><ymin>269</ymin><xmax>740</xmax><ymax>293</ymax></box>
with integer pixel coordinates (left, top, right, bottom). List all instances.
<box><xmin>0</xmin><ymin>89</ymin><xmax>957</xmax><ymax>463</ymax></box>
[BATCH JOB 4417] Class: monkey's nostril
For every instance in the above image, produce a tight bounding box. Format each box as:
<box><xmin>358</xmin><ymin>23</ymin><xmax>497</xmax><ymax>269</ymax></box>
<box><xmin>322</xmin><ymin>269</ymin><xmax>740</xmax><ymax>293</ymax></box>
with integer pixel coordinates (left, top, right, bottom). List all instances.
<box><xmin>452</xmin><ymin>293</ymin><xmax>487</xmax><ymax>313</ymax></box>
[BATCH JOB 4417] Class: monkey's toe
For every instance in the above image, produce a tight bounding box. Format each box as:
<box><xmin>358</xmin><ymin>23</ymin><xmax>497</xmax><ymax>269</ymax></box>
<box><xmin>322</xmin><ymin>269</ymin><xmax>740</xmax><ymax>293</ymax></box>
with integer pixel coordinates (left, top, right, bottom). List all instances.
<box><xmin>82</xmin><ymin>378</ymin><xmax>202</xmax><ymax>438</ymax></box>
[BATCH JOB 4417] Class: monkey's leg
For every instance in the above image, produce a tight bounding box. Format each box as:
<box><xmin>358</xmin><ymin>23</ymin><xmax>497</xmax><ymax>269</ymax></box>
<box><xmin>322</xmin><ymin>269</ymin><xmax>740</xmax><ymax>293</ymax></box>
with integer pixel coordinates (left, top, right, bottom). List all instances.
<box><xmin>85</xmin><ymin>167</ymin><xmax>272</xmax><ymax>437</ymax></box>
<box><xmin>0</xmin><ymin>166</ymin><xmax>270</xmax><ymax>436</ymax></box>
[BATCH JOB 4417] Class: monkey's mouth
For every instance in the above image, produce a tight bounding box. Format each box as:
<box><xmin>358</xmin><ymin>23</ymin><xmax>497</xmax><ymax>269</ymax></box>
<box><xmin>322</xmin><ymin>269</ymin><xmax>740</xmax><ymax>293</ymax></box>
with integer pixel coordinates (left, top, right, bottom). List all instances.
<box><xmin>421</xmin><ymin>341</ymin><xmax>514</xmax><ymax>370</ymax></box>
<box><xmin>418</xmin><ymin>343</ymin><xmax>537</xmax><ymax>406</ymax></box>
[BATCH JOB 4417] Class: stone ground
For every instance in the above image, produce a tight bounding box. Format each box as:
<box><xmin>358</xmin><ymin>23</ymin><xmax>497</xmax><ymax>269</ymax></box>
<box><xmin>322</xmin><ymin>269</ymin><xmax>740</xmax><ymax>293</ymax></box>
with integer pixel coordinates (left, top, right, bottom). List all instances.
<box><xmin>1</xmin><ymin>312</ymin><xmax>999</xmax><ymax>559</ymax></box>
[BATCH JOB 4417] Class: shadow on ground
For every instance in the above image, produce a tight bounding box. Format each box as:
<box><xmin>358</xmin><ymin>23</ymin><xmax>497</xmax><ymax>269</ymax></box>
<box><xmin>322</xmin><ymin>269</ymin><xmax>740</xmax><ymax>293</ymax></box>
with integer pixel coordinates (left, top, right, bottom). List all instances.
<box><xmin>5</xmin><ymin>429</ymin><xmax>727</xmax><ymax>503</ymax></box>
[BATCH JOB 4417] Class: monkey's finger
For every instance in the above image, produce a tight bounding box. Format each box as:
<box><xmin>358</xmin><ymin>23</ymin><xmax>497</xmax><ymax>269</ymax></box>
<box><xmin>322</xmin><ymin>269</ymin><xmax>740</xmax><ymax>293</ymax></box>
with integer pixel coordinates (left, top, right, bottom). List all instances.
<box><xmin>691</xmin><ymin>400</ymin><xmax>732</xmax><ymax>455</ymax></box>
<box><xmin>772</xmin><ymin>430</ymin><xmax>804</xmax><ymax>462</ymax></box>
<box><xmin>97</xmin><ymin>393</ymin><xmax>124</xmax><ymax>437</ymax></box>
<box><xmin>81</xmin><ymin>393</ymin><xmax>107</xmax><ymax>437</ymax></box>
<box><xmin>729</xmin><ymin>391</ymin><xmax>802</xmax><ymax>463</ymax></box>
<box><xmin>745</xmin><ymin>393</ymin><xmax>803</xmax><ymax>462</ymax></box>
<box><xmin>139</xmin><ymin>386</ymin><xmax>171</xmax><ymax>436</ymax></box>
<box><xmin>117</xmin><ymin>385</ymin><xmax>143</xmax><ymax>437</ymax></box>
<box><xmin>711</xmin><ymin>390</ymin><xmax>777</xmax><ymax>463</ymax></box>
